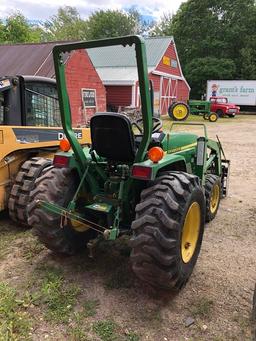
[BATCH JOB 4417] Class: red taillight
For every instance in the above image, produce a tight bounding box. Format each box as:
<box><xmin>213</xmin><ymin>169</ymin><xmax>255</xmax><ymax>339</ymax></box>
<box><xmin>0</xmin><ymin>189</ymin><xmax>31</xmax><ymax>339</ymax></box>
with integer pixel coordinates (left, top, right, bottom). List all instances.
<box><xmin>131</xmin><ymin>166</ymin><xmax>152</xmax><ymax>180</ymax></box>
<box><xmin>53</xmin><ymin>155</ymin><xmax>70</xmax><ymax>167</ymax></box>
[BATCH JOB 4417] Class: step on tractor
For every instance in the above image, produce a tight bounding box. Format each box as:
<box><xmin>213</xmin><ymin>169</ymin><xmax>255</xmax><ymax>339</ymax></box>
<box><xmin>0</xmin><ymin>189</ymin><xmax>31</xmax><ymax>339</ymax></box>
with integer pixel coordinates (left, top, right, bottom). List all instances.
<box><xmin>0</xmin><ymin>75</ymin><xmax>90</xmax><ymax>226</ymax></box>
<box><xmin>28</xmin><ymin>36</ymin><xmax>230</xmax><ymax>291</ymax></box>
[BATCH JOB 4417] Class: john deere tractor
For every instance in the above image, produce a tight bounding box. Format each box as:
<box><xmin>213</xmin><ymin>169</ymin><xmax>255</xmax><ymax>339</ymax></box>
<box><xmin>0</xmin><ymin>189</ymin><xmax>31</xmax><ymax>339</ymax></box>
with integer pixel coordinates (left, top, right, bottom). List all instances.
<box><xmin>28</xmin><ymin>36</ymin><xmax>229</xmax><ymax>290</ymax></box>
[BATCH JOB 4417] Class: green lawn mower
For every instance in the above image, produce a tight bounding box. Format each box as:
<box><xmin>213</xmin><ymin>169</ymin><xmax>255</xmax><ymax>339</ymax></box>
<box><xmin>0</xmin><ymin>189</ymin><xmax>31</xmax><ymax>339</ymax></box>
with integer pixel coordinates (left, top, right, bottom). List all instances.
<box><xmin>28</xmin><ymin>36</ymin><xmax>229</xmax><ymax>291</ymax></box>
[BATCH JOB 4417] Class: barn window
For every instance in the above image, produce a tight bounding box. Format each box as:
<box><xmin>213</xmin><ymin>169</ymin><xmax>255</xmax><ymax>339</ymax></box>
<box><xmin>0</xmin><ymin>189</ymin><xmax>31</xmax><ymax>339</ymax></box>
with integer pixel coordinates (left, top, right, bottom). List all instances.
<box><xmin>171</xmin><ymin>59</ymin><xmax>178</xmax><ymax>68</ymax></box>
<box><xmin>81</xmin><ymin>88</ymin><xmax>96</xmax><ymax>108</ymax></box>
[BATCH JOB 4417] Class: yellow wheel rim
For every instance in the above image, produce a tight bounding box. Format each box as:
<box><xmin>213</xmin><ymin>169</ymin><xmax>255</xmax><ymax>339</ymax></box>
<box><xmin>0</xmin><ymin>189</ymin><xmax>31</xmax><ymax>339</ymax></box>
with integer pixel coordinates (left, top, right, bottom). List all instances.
<box><xmin>181</xmin><ymin>202</ymin><xmax>201</xmax><ymax>263</ymax></box>
<box><xmin>209</xmin><ymin>113</ymin><xmax>217</xmax><ymax>122</ymax></box>
<box><xmin>210</xmin><ymin>183</ymin><xmax>220</xmax><ymax>214</ymax></box>
<box><xmin>173</xmin><ymin>104</ymin><xmax>188</xmax><ymax>120</ymax></box>
<box><xmin>70</xmin><ymin>218</ymin><xmax>90</xmax><ymax>232</ymax></box>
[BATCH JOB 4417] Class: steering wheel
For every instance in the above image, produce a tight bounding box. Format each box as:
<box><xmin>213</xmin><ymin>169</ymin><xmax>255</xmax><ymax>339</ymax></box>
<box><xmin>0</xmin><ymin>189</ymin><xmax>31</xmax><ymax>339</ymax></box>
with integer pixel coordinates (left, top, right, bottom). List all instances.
<box><xmin>132</xmin><ymin>117</ymin><xmax>163</xmax><ymax>134</ymax></box>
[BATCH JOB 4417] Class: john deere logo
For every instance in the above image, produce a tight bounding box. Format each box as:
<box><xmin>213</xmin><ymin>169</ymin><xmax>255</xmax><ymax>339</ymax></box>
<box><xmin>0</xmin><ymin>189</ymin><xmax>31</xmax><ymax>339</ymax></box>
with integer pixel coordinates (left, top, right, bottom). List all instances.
<box><xmin>58</xmin><ymin>132</ymin><xmax>82</xmax><ymax>140</ymax></box>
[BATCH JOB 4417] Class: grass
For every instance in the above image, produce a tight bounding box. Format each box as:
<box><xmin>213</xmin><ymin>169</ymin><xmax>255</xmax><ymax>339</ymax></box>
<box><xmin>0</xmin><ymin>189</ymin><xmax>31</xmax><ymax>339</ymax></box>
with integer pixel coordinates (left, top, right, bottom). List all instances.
<box><xmin>0</xmin><ymin>224</ymin><xmax>27</xmax><ymax>260</ymax></box>
<box><xmin>0</xmin><ymin>282</ymin><xmax>31</xmax><ymax>341</ymax></box>
<box><xmin>125</xmin><ymin>332</ymin><xmax>140</xmax><ymax>341</ymax></box>
<box><xmin>161</xmin><ymin>113</ymin><xmax>253</xmax><ymax>132</ymax></box>
<box><xmin>21</xmin><ymin>238</ymin><xmax>45</xmax><ymax>260</ymax></box>
<box><xmin>93</xmin><ymin>320</ymin><xmax>118</xmax><ymax>341</ymax></box>
<box><xmin>92</xmin><ymin>320</ymin><xmax>140</xmax><ymax>341</ymax></box>
<box><xmin>68</xmin><ymin>326</ymin><xmax>89</xmax><ymax>341</ymax></box>
<box><xmin>190</xmin><ymin>297</ymin><xmax>214</xmax><ymax>319</ymax></box>
<box><xmin>82</xmin><ymin>299</ymin><xmax>100</xmax><ymax>317</ymax></box>
<box><xmin>39</xmin><ymin>266</ymin><xmax>80</xmax><ymax>323</ymax></box>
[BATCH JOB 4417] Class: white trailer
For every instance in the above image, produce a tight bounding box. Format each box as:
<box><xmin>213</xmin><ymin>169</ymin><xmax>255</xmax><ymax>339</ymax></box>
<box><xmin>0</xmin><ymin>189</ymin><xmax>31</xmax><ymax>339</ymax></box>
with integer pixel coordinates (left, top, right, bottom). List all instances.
<box><xmin>207</xmin><ymin>80</ymin><xmax>256</xmax><ymax>106</ymax></box>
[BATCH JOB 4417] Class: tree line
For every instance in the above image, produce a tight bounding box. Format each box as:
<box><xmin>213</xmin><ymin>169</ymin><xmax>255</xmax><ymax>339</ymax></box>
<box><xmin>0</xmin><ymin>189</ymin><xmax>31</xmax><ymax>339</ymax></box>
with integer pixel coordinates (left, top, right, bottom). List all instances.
<box><xmin>0</xmin><ymin>7</ymin><xmax>149</xmax><ymax>43</ymax></box>
<box><xmin>1</xmin><ymin>1</ymin><xmax>256</xmax><ymax>97</ymax></box>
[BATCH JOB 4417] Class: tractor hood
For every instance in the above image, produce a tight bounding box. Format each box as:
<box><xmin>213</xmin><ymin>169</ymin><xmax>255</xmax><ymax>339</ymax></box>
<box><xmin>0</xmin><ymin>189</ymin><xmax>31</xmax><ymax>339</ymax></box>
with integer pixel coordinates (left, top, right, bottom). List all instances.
<box><xmin>163</xmin><ymin>132</ymin><xmax>198</xmax><ymax>153</ymax></box>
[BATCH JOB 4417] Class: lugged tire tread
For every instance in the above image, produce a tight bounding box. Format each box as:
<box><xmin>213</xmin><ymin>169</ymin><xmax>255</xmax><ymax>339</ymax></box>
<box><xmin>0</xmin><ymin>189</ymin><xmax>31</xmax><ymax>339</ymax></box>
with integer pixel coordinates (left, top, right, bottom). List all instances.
<box><xmin>130</xmin><ymin>171</ymin><xmax>204</xmax><ymax>290</ymax></box>
<box><xmin>8</xmin><ymin>157</ymin><xmax>52</xmax><ymax>225</ymax></box>
<box><xmin>205</xmin><ymin>174</ymin><xmax>221</xmax><ymax>222</ymax></box>
<box><xmin>27</xmin><ymin>167</ymin><xmax>91</xmax><ymax>255</ymax></box>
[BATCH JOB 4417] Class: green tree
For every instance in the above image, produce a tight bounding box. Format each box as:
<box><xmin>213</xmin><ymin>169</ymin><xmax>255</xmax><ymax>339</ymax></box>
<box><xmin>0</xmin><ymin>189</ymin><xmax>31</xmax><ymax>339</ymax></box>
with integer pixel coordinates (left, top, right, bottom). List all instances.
<box><xmin>86</xmin><ymin>9</ymin><xmax>138</xmax><ymax>40</ymax></box>
<box><xmin>127</xmin><ymin>7</ymin><xmax>155</xmax><ymax>36</ymax></box>
<box><xmin>28</xmin><ymin>26</ymin><xmax>47</xmax><ymax>43</ymax></box>
<box><xmin>153</xmin><ymin>0</ymin><xmax>256</xmax><ymax>97</ymax></box>
<box><xmin>45</xmin><ymin>6</ymin><xmax>88</xmax><ymax>41</ymax></box>
<box><xmin>3</xmin><ymin>12</ymin><xmax>31</xmax><ymax>43</ymax></box>
<box><xmin>151</xmin><ymin>13</ymin><xmax>173</xmax><ymax>36</ymax></box>
<box><xmin>184</xmin><ymin>57</ymin><xmax>236</xmax><ymax>97</ymax></box>
<box><xmin>0</xmin><ymin>20</ymin><xmax>5</xmax><ymax>42</ymax></box>
<box><xmin>239</xmin><ymin>47</ymin><xmax>256</xmax><ymax>79</ymax></box>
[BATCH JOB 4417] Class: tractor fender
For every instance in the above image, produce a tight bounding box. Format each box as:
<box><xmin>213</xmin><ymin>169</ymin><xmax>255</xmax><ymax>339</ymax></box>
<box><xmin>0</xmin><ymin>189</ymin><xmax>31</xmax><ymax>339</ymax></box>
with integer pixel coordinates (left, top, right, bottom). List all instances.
<box><xmin>132</xmin><ymin>154</ymin><xmax>188</xmax><ymax>181</ymax></box>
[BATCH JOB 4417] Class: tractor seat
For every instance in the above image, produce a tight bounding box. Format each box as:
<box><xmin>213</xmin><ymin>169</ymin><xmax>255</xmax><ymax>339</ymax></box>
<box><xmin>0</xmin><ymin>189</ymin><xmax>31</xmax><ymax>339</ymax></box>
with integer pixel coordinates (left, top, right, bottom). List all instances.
<box><xmin>90</xmin><ymin>113</ymin><xmax>135</xmax><ymax>162</ymax></box>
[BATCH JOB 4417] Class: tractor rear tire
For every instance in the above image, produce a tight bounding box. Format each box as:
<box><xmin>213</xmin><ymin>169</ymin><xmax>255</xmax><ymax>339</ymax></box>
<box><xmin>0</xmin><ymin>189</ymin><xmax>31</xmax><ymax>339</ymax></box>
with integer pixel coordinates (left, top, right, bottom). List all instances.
<box><xmin>168</xmin><ymin>102</ymin><xmax>190</xmax><ymax>121</ymax></box>
<box><xmin>203</xmin><ymin>113</ymin><xmax>209</xmax><ymax>120</ymax></box>
<box><xmin>204</xmin><ymin>174</ymin><xmax>221</xmax><ymax>222</ymax></box>
<box><xmin>8</xmin><ymin>157</ymin><xmax>52</xmax><ymax>226</ymax></box>
<box><xmin>27</xmin><ymin>167</ymin><xmax>92</xmax><ymax>255</ymax></box>
<box><xmin>130</xmin><ymin>172</ymin><xmax>205</xmax><ymax>291</ymax></box>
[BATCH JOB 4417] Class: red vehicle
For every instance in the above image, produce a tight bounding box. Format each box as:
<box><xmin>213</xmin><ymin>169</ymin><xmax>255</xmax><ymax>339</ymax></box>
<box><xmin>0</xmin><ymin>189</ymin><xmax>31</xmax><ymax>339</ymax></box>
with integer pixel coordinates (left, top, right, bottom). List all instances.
<box><xmin>210</xmin><ymin>96</ymin><xmax>240</xmax><ymax>117</ymax></box>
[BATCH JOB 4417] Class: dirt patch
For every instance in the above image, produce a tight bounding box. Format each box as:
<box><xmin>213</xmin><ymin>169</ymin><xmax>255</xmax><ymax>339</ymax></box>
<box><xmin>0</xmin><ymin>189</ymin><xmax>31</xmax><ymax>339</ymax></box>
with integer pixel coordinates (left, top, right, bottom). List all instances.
<box><xmin>0</xmin><ymin>115</ymin><xmax>255</xmax><ymax>340</ymax></box>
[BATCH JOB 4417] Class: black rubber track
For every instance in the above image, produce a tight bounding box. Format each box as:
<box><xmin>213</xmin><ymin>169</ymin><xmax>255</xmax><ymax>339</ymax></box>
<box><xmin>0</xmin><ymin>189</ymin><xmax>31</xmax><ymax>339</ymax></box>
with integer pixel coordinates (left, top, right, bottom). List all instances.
<box><xmin>130</xmin><ymin>171</ymin><xmax>205</xmax><ymax>291</ymax></box>
<box><xmin>204</xmin><ymin>174</ymin><xmax>221</xmax><ymax>222</ymax></box>
<box><xmin>8</xmin><ymin>157</ymin><xmax>52</xmax><ymax>226</ymax></box>
<box><xmin>27</xmin><ymin>167</ymin><xmax>92</xmax><ymax>255</ymax></box>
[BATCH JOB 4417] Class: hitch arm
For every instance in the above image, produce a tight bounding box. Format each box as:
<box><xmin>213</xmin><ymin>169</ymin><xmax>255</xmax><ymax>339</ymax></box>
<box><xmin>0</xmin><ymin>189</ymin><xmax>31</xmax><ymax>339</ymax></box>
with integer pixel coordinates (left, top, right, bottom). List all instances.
<box><xmin>36</xmin><ymin>200</ymin><xmax>117</xmax><ymax>239</ymax></box>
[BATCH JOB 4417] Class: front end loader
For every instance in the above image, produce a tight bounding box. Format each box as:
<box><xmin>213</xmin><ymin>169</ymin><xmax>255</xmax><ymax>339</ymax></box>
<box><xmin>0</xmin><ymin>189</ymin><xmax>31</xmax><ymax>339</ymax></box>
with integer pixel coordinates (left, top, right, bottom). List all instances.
<box><xmin>28</xmin><ymin>36</ymin><xmax>230</xmax><ymax>290</ymax></box>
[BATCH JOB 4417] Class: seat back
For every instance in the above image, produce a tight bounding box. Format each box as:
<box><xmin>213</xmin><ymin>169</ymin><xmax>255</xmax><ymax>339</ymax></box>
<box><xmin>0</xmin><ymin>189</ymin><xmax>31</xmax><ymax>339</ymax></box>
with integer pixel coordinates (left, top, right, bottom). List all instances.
<box><xmin>90</xmin><ymin>113</ymin><xmax>135</xmax><ymax>162</ymax></box>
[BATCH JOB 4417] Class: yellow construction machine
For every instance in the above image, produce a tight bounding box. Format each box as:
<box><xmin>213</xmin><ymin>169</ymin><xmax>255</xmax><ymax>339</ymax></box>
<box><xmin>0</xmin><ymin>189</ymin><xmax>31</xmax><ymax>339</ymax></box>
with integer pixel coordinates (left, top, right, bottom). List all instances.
<box><xmin>0</xmin><ymin>75</ymin><xmax>90</xmax><ymax>225</ymax></box>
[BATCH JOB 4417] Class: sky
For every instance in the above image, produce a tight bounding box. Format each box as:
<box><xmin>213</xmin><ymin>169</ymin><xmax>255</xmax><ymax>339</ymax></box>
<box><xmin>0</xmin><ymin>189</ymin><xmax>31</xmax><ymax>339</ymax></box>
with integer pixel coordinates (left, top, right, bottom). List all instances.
<box><xmin>0</xmin><ymin>0</ymin><xmax>186</xmax><ymax>21</ymax></box>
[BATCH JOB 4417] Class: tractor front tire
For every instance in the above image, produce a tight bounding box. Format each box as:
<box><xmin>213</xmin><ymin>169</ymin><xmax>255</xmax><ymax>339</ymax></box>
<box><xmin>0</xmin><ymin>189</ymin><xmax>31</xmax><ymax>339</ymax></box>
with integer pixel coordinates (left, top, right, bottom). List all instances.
<box><xmin>168</xmin><ymin>102</ymin><xmax>190</xmax><ymax>121</ymax></box>
<box><xmin>28</xmin><ymin>167</ymin><xmax>92</xmax><ymax>255</ymax></box>
<box><xmin>209</xmin><ymin>112</ymin><xmax>218</xmax><ymax>122</ymax></box>
<box><xmin>204</xmin><ymin>174</ymin><xmax>221</xmax><ymax>222</ymax></box>
<box><xmin>130</xmin><ymin>172</ymin><xmax>205</xmax><ymax>291</ymax></box>
<box><xmin>8</xmin><ymin>157</ymin><xmax>52</xmax><ymax>226</ymax></box>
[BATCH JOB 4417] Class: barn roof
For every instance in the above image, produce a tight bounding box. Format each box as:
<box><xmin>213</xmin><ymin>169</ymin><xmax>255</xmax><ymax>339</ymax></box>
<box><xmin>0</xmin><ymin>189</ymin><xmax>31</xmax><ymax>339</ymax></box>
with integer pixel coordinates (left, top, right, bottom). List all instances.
<box><xmin>87</xmin><ymin>36</ymin><xmax>174</xmax><ymax>68</ymax></box>
<box><xmin>0</xmin><ymin>41</ymin><xmax>66</xmax><ymax>78</ymax></box>
<box><xmin>95</xmin><ymin>66</ymin><xmax>154</xmax><ymax>85</ymax></box>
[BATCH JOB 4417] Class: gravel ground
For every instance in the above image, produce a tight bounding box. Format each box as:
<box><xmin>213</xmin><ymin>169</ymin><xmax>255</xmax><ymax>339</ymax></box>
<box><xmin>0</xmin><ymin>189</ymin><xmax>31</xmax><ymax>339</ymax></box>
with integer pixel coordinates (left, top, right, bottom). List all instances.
<box><xmin>0</xmin><ymin>115</ymin><xmax>255</xmax><ymax>341</ymax></box>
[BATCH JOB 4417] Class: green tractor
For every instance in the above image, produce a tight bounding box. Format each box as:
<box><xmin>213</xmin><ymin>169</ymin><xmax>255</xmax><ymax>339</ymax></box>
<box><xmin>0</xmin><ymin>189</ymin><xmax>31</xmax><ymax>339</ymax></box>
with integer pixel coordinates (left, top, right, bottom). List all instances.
<box><xmin>28</xmin><ymin>36</ymin><xmax>230</xmax><ymax>291</ymax></box>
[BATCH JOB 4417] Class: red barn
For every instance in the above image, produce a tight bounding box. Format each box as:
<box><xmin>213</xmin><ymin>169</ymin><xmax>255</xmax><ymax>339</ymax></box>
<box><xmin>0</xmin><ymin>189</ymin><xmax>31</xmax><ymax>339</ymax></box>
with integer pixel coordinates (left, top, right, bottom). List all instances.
<box><xmin>87</xmin><ymin>36</ymin><xmax>190</xmax><ymax>116</ymax></box>
<box><xmin>0</xmin><ymin>42</ymin><xmax>106</xmax><ymax>126</ymax></box>
<box><xmin>64</xmin><ymin>49</ymin><xmax>106</xmax><ymax>125</ymax></box>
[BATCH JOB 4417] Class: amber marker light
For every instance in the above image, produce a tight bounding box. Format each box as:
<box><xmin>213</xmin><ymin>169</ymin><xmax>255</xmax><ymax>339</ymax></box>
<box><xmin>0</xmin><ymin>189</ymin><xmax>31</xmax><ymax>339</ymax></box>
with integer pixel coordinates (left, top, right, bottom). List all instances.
<box><xmin>148</xmin><ymin>146</ymin><xmax>164</xmax><ymax>163</ymax></box>
<box><xmin>60</xmin><ymin>138</ymin><xmax>71</xmax><ymax>152</ymax></box>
